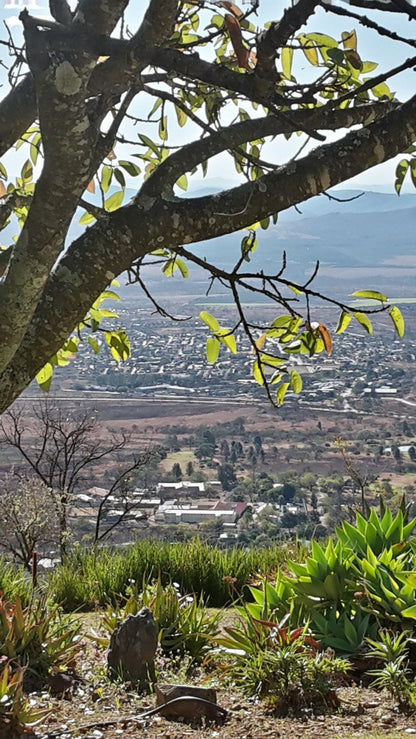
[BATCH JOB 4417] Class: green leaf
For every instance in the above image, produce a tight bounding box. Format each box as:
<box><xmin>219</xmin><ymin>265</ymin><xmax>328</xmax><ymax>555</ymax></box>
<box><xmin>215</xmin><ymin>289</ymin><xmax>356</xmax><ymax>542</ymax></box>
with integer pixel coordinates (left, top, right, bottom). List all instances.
<box><xmin>371</xmin><ymin>81</ymin><xmax>392</xmax><ymax>99</ymax></box>
<box><xmin>290</xmin><ymin>370</ymin><xmax>302</xmax><ymax>394</ymax></box>
<box><xmin>252</xmin><ymin>360</ymin><xmax>264</xmax><ymax>386</ymax></box>
<box><xmin>206</xmin><ymin>337</ymin><xmax>220</xmax><ymax>364</ymax></box>
<box><xmin>281</xmin><ymin>47</ymin><xmax>293</xmax><ymax>80</ymax></box>
<box><xmin>200</xmin><ymin>311</ymin><xmax>219</xmax><ymax>332</ymax></box>
<box><xmin>276</xmin><ymin>382</ymin><xmax>290</xmax><ymax>406</ymax></box>
<box><xmin>351</xmin><ymin>290</ymin><xmax>387</xmax><ymax>302</ymax></box>
<box><xmin>176</xmin><ymin>257</ymin><xmax>189</xmax><ymax>278</ymax></box>
<box><xmin>139</xmin><ymin>134</ymin><xmax>162</xmax><ymax>159</ymax></box>
<box><xmin>353</xmin><ymin>311</ymin><xmax>373</xmax><ymax>335</ymax></box>
<box><xmin>410</xmin><ymin>158</ymin><xmax>416</xmax><ymax>188</ymax></box>
<box><xmin>395</xmin><ymin>159</ymin><xmax>410</xmax><ymax>195</ymax></box>
<box><xmin>389</xmin><ymin>306</ymin><xmax>404</xmax><ymax>338</ymax></box>
<box><xmin>79</xmin><ymin>211</ymin><xmax>96</xmax><ymax>226</ymax></box>
<box><xmin>101</xmin><ymin>165</ymin><xmax>113</xmax><ymax>193</ymax></box>
<box><xmin>119</xmin><ymin>160</ymin><xmax>141</xmax><ymax>177</ymax></box>
<box><xmin>114</xmin><ymin>168</ymin><xmax>126</xmax><ymax>189</ymax></box>
<box><xmin>88</xmin><ymin>336</ymin><xmax>100</xmax><ymax>354</ymax></box>
<box><xmin>159</xmin><ymin>115</ymin><xmax>168</xmax><ymax>141</ymax></box>
<box><xmin>298</xmin><ymin>34</ymin><xmax>318</xmax><ymax>66</ymax></box>
<box><xmin>217</xmin><ymin>328</ymin><xmax>237</xmax><ymax>353</ymax></box>
<box><xmin>104</xmin><ymin>190</ymin><xmax>124</xmax><ymax>212</ymax></box>
<box><xmin>175</xmin><ymin>105</ymin><xmax>188</xmax><ymax>128</ymax></box>
<box><xmin>176</xmin><ymin>174</ymin><xmax>188</xmax><ymax>191</ymax></box>
<box><xmin>36</xmin><ymin>363</ymin><xmax>53</xmax><ymax>392</ymax></box>
<box><xmin>335</xmin><ymin>311</ymin><xmax>351</xmax><ymax>334</ymax></box>
<box><xmin>260</xmin><ymin>353</ymin><xmax>284</xmax><ymax>368</ymax></box>
<box><xmin>327</xmin><ymin>48</ymin><xmax>345</xmax><ymax>66</ymax></box>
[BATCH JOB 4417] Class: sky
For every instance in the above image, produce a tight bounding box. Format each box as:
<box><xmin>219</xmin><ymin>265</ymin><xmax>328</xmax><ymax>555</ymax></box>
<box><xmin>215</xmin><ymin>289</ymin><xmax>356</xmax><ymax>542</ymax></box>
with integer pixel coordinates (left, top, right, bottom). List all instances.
<box><xmin>0</xmin><ymin>0</ymin><xmax>415</xmax><ymax>190</ymax></box>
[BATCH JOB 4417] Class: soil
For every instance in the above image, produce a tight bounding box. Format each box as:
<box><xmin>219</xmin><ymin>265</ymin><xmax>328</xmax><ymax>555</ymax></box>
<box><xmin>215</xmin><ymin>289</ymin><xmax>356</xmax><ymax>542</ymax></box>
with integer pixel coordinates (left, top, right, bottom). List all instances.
<box><xmin>29</xmin><ymin>615</ymin><xmax>416</xmax><ymax>739</ymax></box>
<box><xmin>33</xmin><ymin>683</ymin><xmax>416</xmax><ymax>739</ymax></box>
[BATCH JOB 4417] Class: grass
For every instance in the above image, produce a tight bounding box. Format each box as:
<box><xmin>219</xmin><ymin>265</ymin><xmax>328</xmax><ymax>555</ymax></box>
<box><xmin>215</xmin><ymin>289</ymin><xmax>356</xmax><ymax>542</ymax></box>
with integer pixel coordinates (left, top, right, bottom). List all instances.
<box><xmin>47</xmin><ymin>538</ymin><xmax>299</xmax><ymax>610</ymax></box>
<box><xmin>160</xmin><ymin>450</ymin><xmax>197</xmax><ymax>473</ymax></box>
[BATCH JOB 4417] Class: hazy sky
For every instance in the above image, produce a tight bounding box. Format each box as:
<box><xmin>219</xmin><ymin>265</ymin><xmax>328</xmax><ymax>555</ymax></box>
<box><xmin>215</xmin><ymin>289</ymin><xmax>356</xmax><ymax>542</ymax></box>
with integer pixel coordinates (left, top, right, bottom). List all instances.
<box><xmin>0</xmin><ymin>0</ymin><xmax>415</xmax><ymax>190</ymax></box>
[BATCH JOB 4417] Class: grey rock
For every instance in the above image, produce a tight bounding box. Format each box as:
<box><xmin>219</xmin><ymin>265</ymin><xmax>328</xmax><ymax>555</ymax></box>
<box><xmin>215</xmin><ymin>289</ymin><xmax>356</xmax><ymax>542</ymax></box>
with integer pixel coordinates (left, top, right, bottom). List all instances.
<box><xmin>107</xmin><ymin>607</ymin><xmax>158</xmax><ymax>689</ymax></box>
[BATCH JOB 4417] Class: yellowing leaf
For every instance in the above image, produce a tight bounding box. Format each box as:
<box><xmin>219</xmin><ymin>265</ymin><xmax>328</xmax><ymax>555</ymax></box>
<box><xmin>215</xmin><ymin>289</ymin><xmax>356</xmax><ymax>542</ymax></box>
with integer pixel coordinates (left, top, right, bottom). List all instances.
<box><xmin>276</xmin><ymin>382</ymin><xmax>290</xmax><ymax>406</ymax></box>
<box><xmin>389</xmin><ymin>306</ymin><xmax>404</xmax><ymax>338</ymax></box>
<box><xmin>290</xmin><ymin>370</ymin><xmax>302</xmax><ymax>394</ymax></box>
<box><xmin>342</xmin><ymin>30</ymin><xmax>357</xmax><ymax>51</ymax></box>
<box><xmin>0</xmin><ymin>181</ymin><xmax>6</xmax><ymax>198</ymax></box>
<box><xmin>206</xmin><ymin>336</ymin><xmax>220</xmax><ymax>364</ymax></box>
<box><xmin>335</xmin><ymin>311</ymin><xmax>351</xmax><ymax>335</ymax></box>
<box><xmin>281</xmin><ymin>47</ymin><xmax>293</xmax><ymax>80</ymax></box>
<box><xmin>254</xmin><ymin>333</ymin><xmax>266</xmax><ymax>352</ymax></box>
<box><xmin>353</xmin><ymin>311</ymin><xmax>373</xmax><ymax>335</ymax></box>
<box><xmin>252</xmin><ymin>360</ymin><xmax>264</xmax><ymax>386</ymax></box>
<box><xmin>351</xmin><ymin>290</ymin><xmax>387</xmax><ymax>302</ymax></box>
<box><xmin>200</xmin><ymin>311</ymin><xmax>219</xmax><ymax>332</ymax></box>
<box><xmin>36</xmin><ymin>363</ymin><xmax>53</xmax><ymax>392</ymax></box>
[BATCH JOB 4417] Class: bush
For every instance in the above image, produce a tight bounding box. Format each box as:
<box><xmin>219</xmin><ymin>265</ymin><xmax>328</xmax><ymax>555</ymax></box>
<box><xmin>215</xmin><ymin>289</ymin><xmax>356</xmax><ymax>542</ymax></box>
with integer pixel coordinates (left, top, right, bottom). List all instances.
<box><xmin>0</xmin><ymin>595</ymin><xmax>81</xmax><ymax>682</ymax></box>
<box><xmin>49</xmin><ymin>539</ymin><xmax>293</xmax><ymax>610</ymax></box>
<box><xmin>98</xmin><ymin>576</ymin><xmax>222</xmax><ymax>664</ymax></box>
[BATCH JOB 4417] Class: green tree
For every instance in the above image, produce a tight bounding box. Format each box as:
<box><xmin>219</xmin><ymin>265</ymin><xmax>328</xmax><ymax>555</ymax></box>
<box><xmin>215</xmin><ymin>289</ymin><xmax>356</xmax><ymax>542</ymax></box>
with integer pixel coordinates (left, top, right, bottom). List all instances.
<box><xmin>217</xmin><ymin>463</ymin><xmax>237</xmax><ymax>492</ymax></box>
<box><xmin>186</xmin><ymin>460</ymin><xmax>194</xmax><ymax>477</ymax></box>
<box><xmin>171</xmin><ymin>462</ymin><xmax>182</xmax><ymax>480</ymax></box>
<box><xmin>0</xmin><ymin>0</ymin><xmax>411</xmax><ymax>412</ymax></box>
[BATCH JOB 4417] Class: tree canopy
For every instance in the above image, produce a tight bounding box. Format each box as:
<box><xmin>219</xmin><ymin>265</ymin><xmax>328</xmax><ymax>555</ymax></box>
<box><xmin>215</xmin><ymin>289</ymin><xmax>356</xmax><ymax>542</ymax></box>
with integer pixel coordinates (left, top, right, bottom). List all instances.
<box><xmin>0</xmin><ymin>0</ymin><xmax>415</xmax><ymax>412</ymax></box>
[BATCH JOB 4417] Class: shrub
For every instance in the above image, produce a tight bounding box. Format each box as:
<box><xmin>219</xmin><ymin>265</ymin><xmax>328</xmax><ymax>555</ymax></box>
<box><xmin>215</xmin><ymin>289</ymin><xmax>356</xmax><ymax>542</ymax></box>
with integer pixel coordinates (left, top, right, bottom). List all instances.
<box><xmin>49</xmin><ymin>539</ymin><xmax>293</xmax><ymax>609</ymax></box>
<box><xmin>0</xmin><ymin>595</ymin><xmax>81</xmax><ymax>682</ymax></box>
<box><xmin>213</xmin><ymin>612</ymin><xmax>348</xmax><ymax>711</ymax></box>
<box><xmin>98</xmin><ymin>576</ymin><xmax>222</xmax><ymax>665</ymax></box>
<box><xmin>0</xmin><ymin>662</ymin><xmax>49</xmax><ymax>738</ymax></box>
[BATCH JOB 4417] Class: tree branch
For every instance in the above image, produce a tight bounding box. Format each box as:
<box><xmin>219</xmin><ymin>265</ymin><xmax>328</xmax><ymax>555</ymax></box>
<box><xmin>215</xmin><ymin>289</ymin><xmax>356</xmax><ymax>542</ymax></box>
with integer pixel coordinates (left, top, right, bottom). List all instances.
<box><xmin>0</xmin><ymin>91</ymin><xmax>415</xmax><ymax>412</ymax></box>
<box><xmin>255</xmin><ymin>0</ymin><xmax>321</xmax><ymax>95</ymax></box>
<box><xmin>141</xmin><ymin>102</ymin><xmax>394</xmax><ymax>196</ymax></box>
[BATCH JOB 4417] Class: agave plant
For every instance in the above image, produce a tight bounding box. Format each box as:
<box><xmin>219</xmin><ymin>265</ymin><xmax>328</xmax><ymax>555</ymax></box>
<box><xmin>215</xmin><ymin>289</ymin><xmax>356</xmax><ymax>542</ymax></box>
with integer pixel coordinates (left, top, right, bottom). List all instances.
<box><xmin>336</xmin><ymin>506</ymin><xmax>416</xmax><ymax>559</ymax></box>
<box><xmin>288</xmin><ymin>539</ymin><xmax>355</xmax><ymax>610</ymax></box>
<box><xmin>353</xmin><ymin>546</ymin><xmax>416</xmax><ymax>625</ymax></box>
<box><xmin>243</xmin><ymin>571</ymin><xmax>296</xmax><ymax>624</ymax></box>
<box><xmin>310</xmin><ymin>606</ymin><xmax>377</xmax><ymax>656</ymax></box>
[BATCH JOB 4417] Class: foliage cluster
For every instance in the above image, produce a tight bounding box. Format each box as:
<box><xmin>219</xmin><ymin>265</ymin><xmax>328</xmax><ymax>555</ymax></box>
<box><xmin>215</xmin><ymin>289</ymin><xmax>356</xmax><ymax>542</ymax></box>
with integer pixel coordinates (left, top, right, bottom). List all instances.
<box><xmin>0</xmin><ymin>594</ymin><xmax>81</xmax><ymax>682</ymax></box>
<box><xmin>97</xmin><ymin>575</ymin><xmax>222</xmax><ymax>665</ymax></box>
<box><xmin>49</xmin><ymin>538</ymin><xmax>293</xmax><ymax>610</ymax></box>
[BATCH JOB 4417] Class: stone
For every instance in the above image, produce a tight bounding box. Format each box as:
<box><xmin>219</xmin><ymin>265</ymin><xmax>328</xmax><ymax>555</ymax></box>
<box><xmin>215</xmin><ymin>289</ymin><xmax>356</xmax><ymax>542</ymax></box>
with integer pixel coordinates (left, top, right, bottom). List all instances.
<box><xmin>155</xmin><ymin>683</ymin><xmax>217</xmax><ymax>706</ymax></box>
<box><xmin>107</xmin><ymin>607</ymin><xmax>158</xmax><ymax>689</ymax></box>
<box><xmin>154</xmin><ymin>683</ymin><xmax>225</xmax><ymax>723</ymax></box>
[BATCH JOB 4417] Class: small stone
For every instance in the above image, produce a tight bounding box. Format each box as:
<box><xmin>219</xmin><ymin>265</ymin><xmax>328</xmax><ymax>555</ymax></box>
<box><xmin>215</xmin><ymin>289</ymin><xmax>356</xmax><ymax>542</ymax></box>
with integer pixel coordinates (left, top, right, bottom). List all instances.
<box><xmin>404</xmin><ymin>729</ymin><xmax>416</xmax><ymax>734</ymax></box>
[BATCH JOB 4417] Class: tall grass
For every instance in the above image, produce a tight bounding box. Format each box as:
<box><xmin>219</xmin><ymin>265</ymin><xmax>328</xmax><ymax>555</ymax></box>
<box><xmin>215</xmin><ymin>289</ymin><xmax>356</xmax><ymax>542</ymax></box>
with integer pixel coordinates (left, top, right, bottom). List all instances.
<box><xmin>0</xmin><ymin>558</ymin><xmax>33</xmax><ymax>606</ymax></box>
<box><xmin>48</xmin><ymin>539</ymin><xmax>303</xmax><ymax>610</ymax></box>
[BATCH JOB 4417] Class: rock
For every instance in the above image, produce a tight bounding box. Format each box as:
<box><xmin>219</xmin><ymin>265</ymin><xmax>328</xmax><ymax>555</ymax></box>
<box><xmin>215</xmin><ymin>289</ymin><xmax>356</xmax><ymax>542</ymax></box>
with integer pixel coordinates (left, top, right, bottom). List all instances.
<box><xmin>155</xmin><ymin>683</ymin><xmax>217</xmax><ymax>706</ymax></box>
<box><xmin>107</xmin><ymin>607</ymin><xmax>158</xmax><ymax>689</ymax></box>
<box><xmin>153</xmin><ymin>683</ymin><xmax>225</xmax><ymax>723</ymax></box>
<box><xmin>47</xmin><ymin>672</ymin><xmax>76</xmax><ymax>696</ymax></box>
